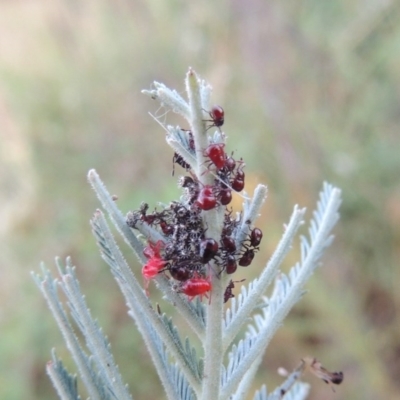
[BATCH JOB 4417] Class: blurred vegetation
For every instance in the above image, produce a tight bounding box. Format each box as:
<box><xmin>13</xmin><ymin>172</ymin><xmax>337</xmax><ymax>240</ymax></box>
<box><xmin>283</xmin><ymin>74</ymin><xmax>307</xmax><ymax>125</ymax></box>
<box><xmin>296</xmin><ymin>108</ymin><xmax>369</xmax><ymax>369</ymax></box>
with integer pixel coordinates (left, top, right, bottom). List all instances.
<box><xmin>1</xmin><ymin>0</ymin><xmax>399</xmax><ymax>399</ymax></box>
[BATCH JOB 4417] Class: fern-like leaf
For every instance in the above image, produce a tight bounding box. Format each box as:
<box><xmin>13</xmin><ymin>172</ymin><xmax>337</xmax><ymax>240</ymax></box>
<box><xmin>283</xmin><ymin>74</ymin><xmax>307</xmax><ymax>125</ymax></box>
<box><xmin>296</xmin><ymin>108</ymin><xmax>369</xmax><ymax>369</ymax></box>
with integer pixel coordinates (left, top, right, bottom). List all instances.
<box><xmin>223</xmin><ymin>205</ymin><xmax>306</xmax><ymax>350</ymax></box>
<box><xmin>46</xmin><ymin>350</ymin><xmax>81</xmax><ymax>400</ymax></box>
<box><xmin>32</xmin><ymin>268</ymin><xmax>109</xmax><ymax>400</ymax></box>
<box><xmin>55</xmin><ymin>259</ymin><xmax>132</xmax><ymax>400</ymax></box>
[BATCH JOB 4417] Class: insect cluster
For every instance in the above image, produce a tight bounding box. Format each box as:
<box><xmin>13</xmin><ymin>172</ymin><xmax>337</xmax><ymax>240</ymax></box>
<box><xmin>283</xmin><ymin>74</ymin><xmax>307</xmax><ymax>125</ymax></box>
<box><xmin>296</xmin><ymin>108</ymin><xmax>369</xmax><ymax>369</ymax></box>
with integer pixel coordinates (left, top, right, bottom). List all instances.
<box><xmin>126</xmin><ymin>105</ymin><xmax>263</xmax><ymax>303</ymax></box>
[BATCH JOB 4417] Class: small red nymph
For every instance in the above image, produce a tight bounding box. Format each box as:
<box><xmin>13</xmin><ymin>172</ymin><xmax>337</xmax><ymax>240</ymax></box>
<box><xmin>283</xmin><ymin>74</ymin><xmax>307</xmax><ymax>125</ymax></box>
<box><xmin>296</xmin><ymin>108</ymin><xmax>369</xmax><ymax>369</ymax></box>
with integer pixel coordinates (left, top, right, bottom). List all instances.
<box><xmin>142</xmin><ymin>257</ymin><xmax>167</xmax><ymax>281</ymax></box>
<box><xmin>180</xmin><ymin>274</ymin><xmax>212</xmax><ymax>302</ymax></box>
<box><xmin>143</xmin><ymin>240</ymin><xmax>165</xmax><ymax>259</ymax></box>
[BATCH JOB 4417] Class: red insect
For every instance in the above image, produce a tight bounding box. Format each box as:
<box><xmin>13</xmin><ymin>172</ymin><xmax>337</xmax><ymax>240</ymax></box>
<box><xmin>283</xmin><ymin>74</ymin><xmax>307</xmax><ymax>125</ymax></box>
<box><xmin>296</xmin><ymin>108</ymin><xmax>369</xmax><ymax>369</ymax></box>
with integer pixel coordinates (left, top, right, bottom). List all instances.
<box><xmin>142</xmin><ymin>256</ymin><xmax>167</xmax><ymax>295</ymax></box>
<box><xmin>180</xmin><ymin>273</ymin><xmax>212</xmax><ymax>302</ymax></box>
<box><xmin>143</xmin><ymin>240</ymin><xmax>165</xmax><ymax>259</ymax></box>
<box><xmin>142</xmin><ymin>257</ymin><xmax>166</xmax><ymax>280</ymax></box>
<box><xmin>207</xmin><ymin>105</ymin><xmax>225</xmax><ymax>128</ymax></box>
<box><xmin>204</xmin><ymin>143</ymin><xmax>226</xmax><ymax>170</ymax></box>
<box><xmin>195</xmin><ymin>185</ymin><xmax>217</xmax><ymax>210</ymax></box>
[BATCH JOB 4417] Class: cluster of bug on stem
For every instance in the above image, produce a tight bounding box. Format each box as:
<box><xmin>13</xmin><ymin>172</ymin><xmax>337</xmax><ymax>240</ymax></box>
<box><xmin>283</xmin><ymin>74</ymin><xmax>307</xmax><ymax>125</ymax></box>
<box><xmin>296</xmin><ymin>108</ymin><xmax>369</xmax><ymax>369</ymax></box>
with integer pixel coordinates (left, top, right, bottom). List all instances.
<box><xmin>126</xmin><ymin>105</ymin><xmax>263</xmax><ymax>302</ymax></box>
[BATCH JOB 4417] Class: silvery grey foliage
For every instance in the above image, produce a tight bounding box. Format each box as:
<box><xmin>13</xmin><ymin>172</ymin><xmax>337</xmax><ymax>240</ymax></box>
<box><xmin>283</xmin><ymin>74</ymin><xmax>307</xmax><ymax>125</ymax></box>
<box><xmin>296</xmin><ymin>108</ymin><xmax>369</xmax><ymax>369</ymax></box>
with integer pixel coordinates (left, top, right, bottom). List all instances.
<box><xmin>33</xmin><ymin>69</ymin><xmax>342</xmax><ymax>400</ymax></box>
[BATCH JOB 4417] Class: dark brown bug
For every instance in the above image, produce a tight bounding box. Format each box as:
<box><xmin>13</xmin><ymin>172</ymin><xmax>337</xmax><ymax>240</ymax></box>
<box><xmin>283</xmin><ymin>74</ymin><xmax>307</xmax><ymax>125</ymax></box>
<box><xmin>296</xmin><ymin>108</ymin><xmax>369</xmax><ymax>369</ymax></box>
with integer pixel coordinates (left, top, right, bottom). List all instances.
<box><xmin>250</xmin><ymin>228</ymin><xmax>263</xmax><ymax>247</ymax></box>
<box><xmin>172</xmin><ymin>130</ymin><xmax>195</xmax><ymax>176</ymax></box>
<box><xmin>224</xmin><ymin>280</ymin><xmax>235</xmax><ymax>303</ymax></box>
<box><xmin>172</xmin><ymin>153</ymin><xmax>191</xmax><ymax>176</ymax></box>
<box><xmin>224</xmin><ymin>156</ymin><xmax>236</xmax><ymax>172</ymax></box>
<box><xmin>217</xmin><ymin>187</ymin><xmax>232</xmax><ymax>206</ymax></box>
<box><xmin>225</xmin><ymin>255</ymin><xmax>237</xmax><ymax>274</ymax></box>
<box><xmin>206</xmin><ymin>105</ymin><xmax>224</xmax><ymax>128</ymax></box>
<box><xmin>223</xmin><ymin>279</ymin><xmax>245</xmax><ymax>303</ymax></box>
<box><xmin>221</xmin><ymin>236</ymin><xmax>236</xmax><ymax>253</ymax></box>
<box><xmin>231</xmin><ymin>165</ymin><xmax>245</xmax><ymax>192</ymax></box>
<box><xmin>239</xmin><ymin>248</ymin><xmax>255</xmax><ymax>267</ymax></box>
<box><xmin>160</xmin><ymin>221</ymin><xmax>174</xmax><ymax>236</ymax></box>
<box><xmin>199</xmin><ymin>238</ymin><xmax>219</xmax><ymax>263</ymax></box>
<box><xmin>169</xmin><ymin>263</ymin><xmax>192</xmax><ymax>282</ymax></box>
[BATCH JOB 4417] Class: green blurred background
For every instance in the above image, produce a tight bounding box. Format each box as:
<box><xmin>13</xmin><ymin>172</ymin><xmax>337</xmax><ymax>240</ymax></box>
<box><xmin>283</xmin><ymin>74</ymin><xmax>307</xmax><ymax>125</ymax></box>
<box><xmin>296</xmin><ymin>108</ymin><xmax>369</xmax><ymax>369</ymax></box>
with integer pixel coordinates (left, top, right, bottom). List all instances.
<box><xmin>1</xmin><ymin>1</ymin><xmax>399</xmax><ymax>399</ymax></box>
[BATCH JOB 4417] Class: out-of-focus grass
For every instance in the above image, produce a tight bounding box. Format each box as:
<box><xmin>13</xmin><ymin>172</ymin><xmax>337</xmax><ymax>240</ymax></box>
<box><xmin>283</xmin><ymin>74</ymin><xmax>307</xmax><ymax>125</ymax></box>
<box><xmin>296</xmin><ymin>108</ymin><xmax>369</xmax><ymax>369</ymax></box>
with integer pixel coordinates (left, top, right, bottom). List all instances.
<box><xmin>1</xmin><ymin>1</ymin><xmax>399</xmax><ymax>399</ymax></box>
